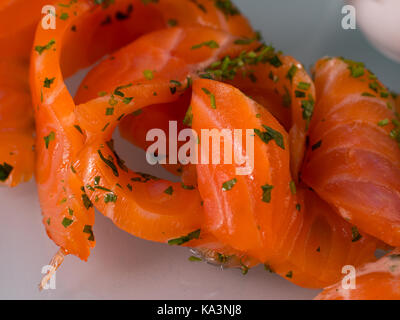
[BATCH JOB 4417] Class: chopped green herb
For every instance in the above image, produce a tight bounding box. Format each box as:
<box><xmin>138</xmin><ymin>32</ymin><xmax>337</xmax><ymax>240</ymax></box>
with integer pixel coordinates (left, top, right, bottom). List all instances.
<box><xmin>114</xmin><ymin>83</ymin><xmax>132</xmax><ymax>97</ymax></box>
<box><xmin>380</xmin><ymin>91</ymin><xmax>389</xmax><ymax>98</ymax></box>
<box><xmin>192</xmin><ymin>40</ymin><xmax>219</xmax><ymax>50</ymax></box>
<box><xmin>167</xmin><ymin>19</ymin><xmax>178</xmax><ymax>27</ymax></box>
<box><xmin>106</xmin><ymin>107</ymin><xmax>114</xmax><ymax>115</ymax></box>
<box><xmin>168</xmin><ymin>229</ymin><xmax>201</xmax><ymax>245</ymax></box>
<box><xmin>181</xmin><ymin>183</ymin><xmax>195</xmax><ymax>190</ymax></box>
<box><xmin>104</xmin><ymin>193</ymin><xmax>117</xmax><ymax>203</ymax></box>
<box><xmin>35</xmin><ymin>39</ymin><xmax>56</xmax><ymax>55</ymax></box>
<box><xmin>351</xmin><ymin>226</ymin><xmax>362</xmax><ymax>242</ymax></box>
<box><xmin>295</xmin><ymin>90</ymin><xmax>306</xmax><ymax>98</ymax></box>
<box><xmin>286</xmin><ymin>65</ymin><xmax>298</xmax><ymax>82</ymax></box>
<box><xmin>188</xmin><ymin>256</ymin><xmax>202</xmax><ymax>262</ymax></box>
<box><xmin>341</xmin><ymin>58</ymin><xmax>365</xmax><ymax>78</ymax></box>
<box><xmin>311</xmin><ymin>140</ymin><xmax>322</xmax><ymax>151</ymax></box>
<box><xmin>217</xmin><ymin>253</ymin><xmax>230</xmax><ymax>263</ymax></box>
<box><xmin>132</xmin><ymin>109</ymin><xmax>142</xmax><ymax>116</ymax></box>
<box><xmin>222</xmin><ymin>178</ymin><xmax>237</xmax><ymax>191</ymax></box>
<box><xmin>143</xmin><ymin>69</ymin><xmax>154</xmax><ymax>80</ymax></box>
<box><xmin>98</xmin><ymin>150</ymin><xmax>119</xmax><ymax>177</ymax></box>
<box><xmin>170</xmin><ymin>80</ymin><xmax>182</xmax><ymax>87</ymax></box>
<box><xmin>254</xmin><ymin>125</ymin><xmax>285</xmax><ymax>149</ymax></box>
<box><xmin>95</xmin><ymin>185</ymin><xmax>112</xmax><ymax>192</ymax></box>
<box><xmin>264</xmin><ymin>264</ymin><xmax>274</xmax><ymax>273</ymax></box>
<box><xmin>108</xmin><ymin>96</ymin><xmax>118</xmax><ymax>106</ymax></box>
<box><xmin>378</xmin><ymin>119</ymin><xmax>389</xmax><ymax>127</ymax></box>
<box><xmin>44</xmin><ymin>131</ymin><xmax>55</xmax><ymax>149</ymax></box>
<box><xmin>83</xmin><ymin>225</ymin><xmax>95</xmax><ymax>241</ymax></box>
<box><xmin>81</xmin><ymin>193</ymin><xmax>93</xmax><ymax>209</ymax></box>
<box><xmin>0</xmin><ymin>162</ymin><xmax>13</xmax><ymax>182</ymax></box>
<box><xmin>285</xmin><ymin>270</ymin><xmax>293</xmax><ymax>278</ymax></box>
<box><xmin>297</xmin><ymin>82</ymin><xmax>311</xmax><ymax>90</ymax></box>
<box><xmin>201</xmin><ymin>88</ymin><xmax>217</xmax><ymax>109</ymax></box>
<box><xmin>74</xmin><ymin>125</ymin><xmax>83</xmax><ymax>134</ymax></box>
<box><xmin>301</xmin><ymin>95</ymin><xmax>315</xmax><ymax>126</ymax></box>
<box><xmin>43</xmin><ymin>77</ymin><xmax>55</xmax><ymax>88</ymax></box>
<box><xmin>62</xmin><ymin>217</ymin><xmax>73</xmax><ymax>228</ymax></box>
<box><xmin>289</xmin><ymin>181</ymin><xmax>297</xmax><ymax>195</ymax></box>
<box><xmin>59</xmin><ymin>12</ymin><xmax>69</xmax><ymax>20</ymax></box>
<box><xmin>122</xmin><ymin>97</ymin><xmax>133</xmax><ymax>104</ymax></box>
<box><xmin>240</xmin><ymin>261</ymin><xmax>249</xmax><ymax>275</ymax></box>
<box><xmin>183</xmin><ymin>106</ymin><xmax>193</xmax><ymax>126</ymax></box>
<box><xmin>362</xmin><ymin>92</ymin><xmax>375</xmax><ymax>97</ymax></box>
<box><xmin>164</xmin><ymin>186</ymin><xmax>173</xmax><ymax>195</ymax></box>
<box><xmin>296</xmin><ymin>203</ymin><xmax>301</xmax><ymax>211</ymax></box>
<box><xmin>201</xmin><ymin>44</ymin><xmax>281</xmax><ymax>81</ymax></box>
<box><xmin>214</xmin><ymin>0</ymin><xmax>240</xmax><ymax>16</ymax></box>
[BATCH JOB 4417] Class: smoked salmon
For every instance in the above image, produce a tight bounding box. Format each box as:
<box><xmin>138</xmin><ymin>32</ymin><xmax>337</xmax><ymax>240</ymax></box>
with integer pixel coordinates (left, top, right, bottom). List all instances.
<box><xmin>302</xmin><ymin>57</ymin><xmax>400</xmax><ymax>247</ymax></box>
<box><xmin>30</xmin><ymin>0</ymin><xmax>255</xmax><ymax>262</ymax></box>
<box><xmin>5</xmin><ymin>0</ymin><xmax>397</xmax><ymax>298</ymax></box>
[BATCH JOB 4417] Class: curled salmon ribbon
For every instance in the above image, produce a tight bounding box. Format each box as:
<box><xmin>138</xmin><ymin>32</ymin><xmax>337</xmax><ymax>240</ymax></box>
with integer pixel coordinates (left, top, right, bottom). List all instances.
<box><xmin>0</xmin><ymin>0</ymin><xmax>50</xmax><ymax>186</ymax></box>
<box><xmin>27</xmin><ymin>0</ymin><xmax>400</xmax><ymax>298</ymax></box>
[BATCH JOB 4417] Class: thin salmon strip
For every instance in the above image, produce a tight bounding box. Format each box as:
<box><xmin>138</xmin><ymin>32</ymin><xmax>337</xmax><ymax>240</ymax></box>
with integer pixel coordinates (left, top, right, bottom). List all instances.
<box><xmin>302</xmin><ymin>57</ymin><xmax>400</xmax><ymax>246</ymax></box>
<box><xmin>0</xmin><ymin>0</ymin><xmax>49</xmax><ymax>186</ymax></box>
<box><xmin>191</xmin><ymin>79</ymin><xmax>377</xmax><ymax>288</ymax></box>
<box><xmin>116</xmin><ymin>51</ymin><xmax>315</xmax><ymax>182</ymax></box>
<box><xmin>72</xmin><ymin>26</ymin><xmax>254</xmax><ymax>242</ymax></box>
<box><xmin>316</xmin><ymin>248</ymin><xmax>400</xmax><ymax>300</ymax></box>
<box><xmin>30</xmin><ymin>0</ymin><xmax>253</xmax><ymax>261</ymax></box>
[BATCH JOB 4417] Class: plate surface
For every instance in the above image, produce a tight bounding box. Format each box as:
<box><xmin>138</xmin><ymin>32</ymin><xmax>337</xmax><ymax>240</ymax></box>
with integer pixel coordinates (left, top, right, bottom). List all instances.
<box><xmin>1</xmin><ymin>0</ymin><xmax>399</xmax><ymax>300</ymax></box>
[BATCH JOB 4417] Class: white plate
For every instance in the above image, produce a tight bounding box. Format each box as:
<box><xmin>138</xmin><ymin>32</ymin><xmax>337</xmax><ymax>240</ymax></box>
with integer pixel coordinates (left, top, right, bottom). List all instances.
<box><xmin>1</xmin><ymin>0</ymin><xmax>399</xmax><ymax>300</ymax></box>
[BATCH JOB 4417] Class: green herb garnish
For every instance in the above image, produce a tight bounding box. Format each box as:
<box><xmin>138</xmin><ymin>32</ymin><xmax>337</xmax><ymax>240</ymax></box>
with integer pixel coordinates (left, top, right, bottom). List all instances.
<box><xmin>222</xmin><ymin>178</ymin><xmax>237</xmax><ymax>191</ymax></box>
<box><xmin>261</xmin><ymin>183</ymin><xmax>274</xmax><ymax>203</ymax></box>
<box><xmin>168</xmin><ymin>229</ymin><xmax>201</xmax><ymax>245</ymax></box>
<box><xmin>254</xmin><ymin>125</ymin><xmax>285</xmax><ymax>149</ymax></box>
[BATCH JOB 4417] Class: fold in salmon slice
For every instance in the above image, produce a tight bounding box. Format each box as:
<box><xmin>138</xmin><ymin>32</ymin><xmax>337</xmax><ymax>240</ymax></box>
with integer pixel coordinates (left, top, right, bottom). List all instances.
<box><xmin>30</xmin><ymin>0</ymin><xmax>254</xmax><ymax>260</ymax></box>
<box><xmin>302</xmin><ymin>57</ymin><xmax>400</xmax><ymax>246</ymax></box>
<box><xmin>316</xmin><ymin>248</ymin><xmax>400</xmax><ymax>300</ymax></box>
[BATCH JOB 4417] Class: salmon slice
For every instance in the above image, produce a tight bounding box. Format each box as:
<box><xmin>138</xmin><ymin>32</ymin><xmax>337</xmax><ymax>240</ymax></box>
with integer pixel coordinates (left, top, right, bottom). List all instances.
<box><xmin>30</xmin><ymin>0</ymin><xmax>253</xmax><ymax>260</ymax></box>
<box><xmin>316</xmin><ymin>248</ymin><xmax>400</xmax><ymax>300</ymax></box>
<box><xmin>191</xmin><ymin>79</ymin><xmax>377</xmax><ymax>288</ymax></box>
<box><xmin>72</xmin><ymin>26</ymin><xmax>256</xmax><ymax>243</ymax></box>
<box><xmin>74</xmin><ymin>26</ymin><xmax>260</xmax><ymax>182</ymax></box>
<box><xmin>115</xmin><ymin>51</ymin><xmax>315</xmax><ymax>182</ymax></box>
<box><xmin>302</xmin><ymin>57</ymin><xmax>400</xmax><ymax>246</ymax></box>
<box><xmin>0</xmin><ymin>0</ymin><xmax>49</xmax><ymax>186</ymax></box>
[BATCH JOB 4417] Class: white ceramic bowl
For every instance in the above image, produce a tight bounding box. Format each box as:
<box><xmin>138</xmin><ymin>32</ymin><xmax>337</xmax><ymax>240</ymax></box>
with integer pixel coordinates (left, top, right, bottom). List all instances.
<box><xmin>350</xmin><ymin>0</ymin><xmax>400</xmax><ymax>63</ymax></box>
